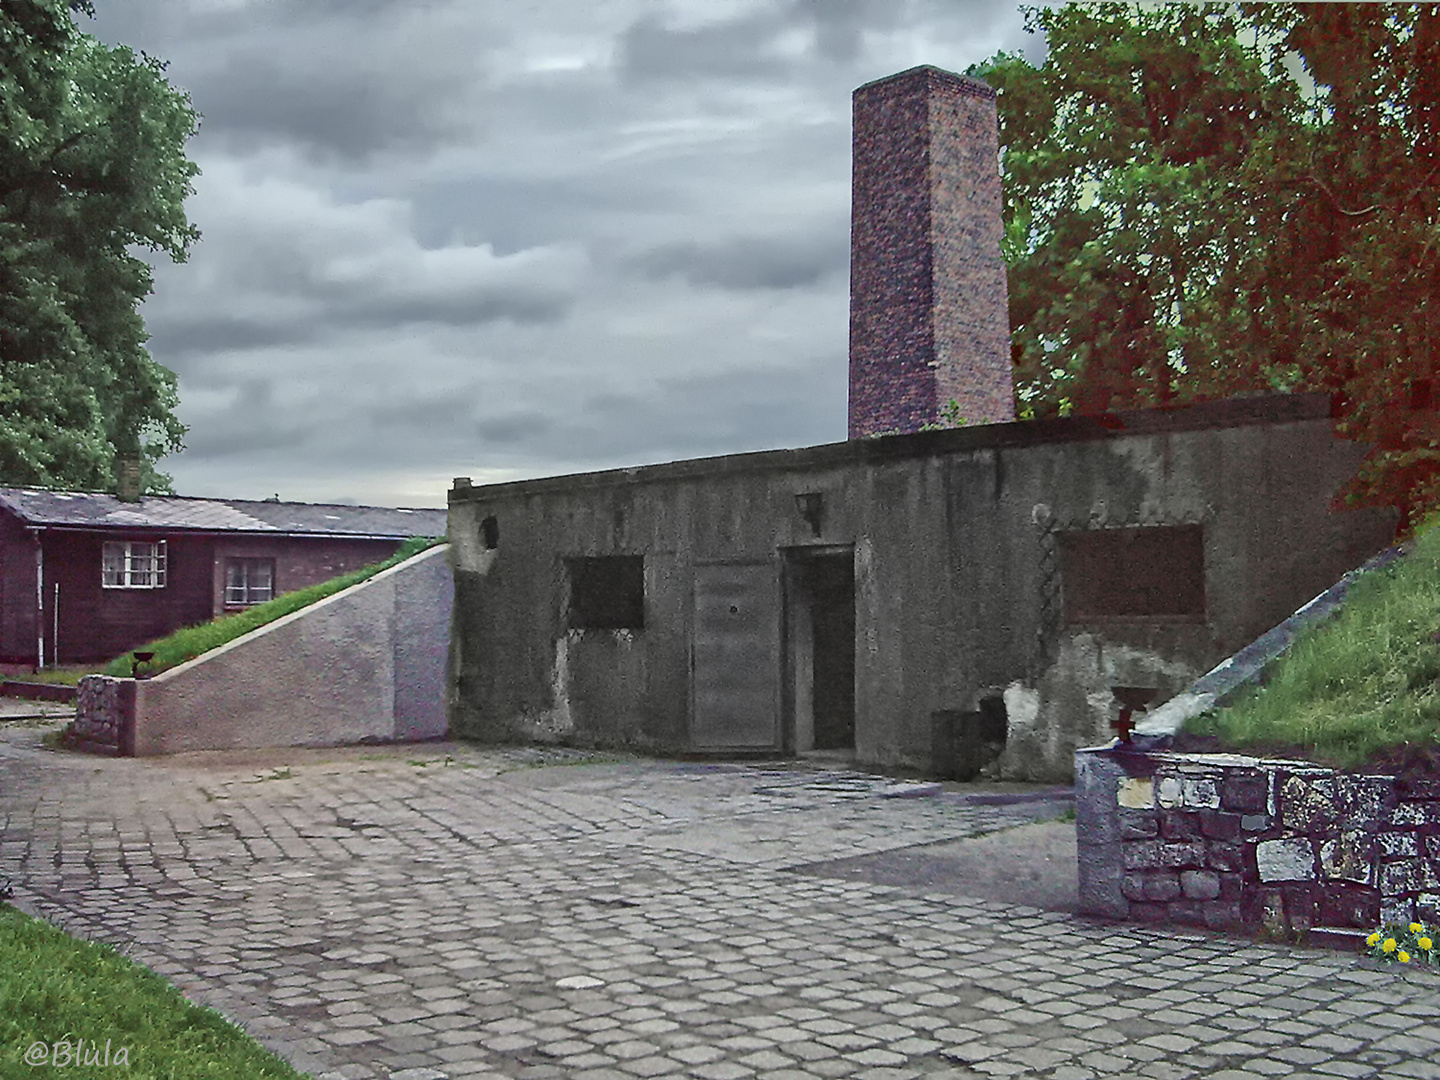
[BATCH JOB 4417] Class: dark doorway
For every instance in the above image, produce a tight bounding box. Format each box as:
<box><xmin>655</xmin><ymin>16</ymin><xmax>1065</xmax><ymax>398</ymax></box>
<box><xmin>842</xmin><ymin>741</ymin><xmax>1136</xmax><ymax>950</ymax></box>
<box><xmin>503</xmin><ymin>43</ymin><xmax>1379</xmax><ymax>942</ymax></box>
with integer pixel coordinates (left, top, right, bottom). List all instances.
<box><xmin>783</xmin><ymin>548</ymin><xmax>855</xmax><ymax>753</ymax></box>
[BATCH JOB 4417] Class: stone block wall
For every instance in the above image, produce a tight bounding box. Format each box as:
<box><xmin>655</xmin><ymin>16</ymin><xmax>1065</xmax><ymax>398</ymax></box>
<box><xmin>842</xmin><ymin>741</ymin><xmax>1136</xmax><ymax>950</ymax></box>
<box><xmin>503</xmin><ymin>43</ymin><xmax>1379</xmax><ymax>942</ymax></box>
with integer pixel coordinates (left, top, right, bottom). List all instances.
<box><xmin>1077</xmin><ymin>746</ymin><xmax>1440</xmax><ymax>936</ymax></box>
<box><xmin>67</xmin><ymin>675</ymin><xmax>135</xmax><ymax>756</ymax></box>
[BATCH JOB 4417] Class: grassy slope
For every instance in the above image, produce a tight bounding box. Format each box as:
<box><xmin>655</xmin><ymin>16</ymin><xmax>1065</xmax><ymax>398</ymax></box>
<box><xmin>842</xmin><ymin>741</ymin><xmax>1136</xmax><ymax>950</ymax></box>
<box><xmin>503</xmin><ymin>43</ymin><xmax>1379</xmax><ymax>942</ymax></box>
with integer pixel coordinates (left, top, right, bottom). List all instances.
<box><xmin>102</xmin><ymin>536</ymin><xmax>445</xmax><ymax>680</ymax></box>
<box><xmin>0</xmin><ymin>903</ymin><xmax>309</xmax><ymax>1078</ymax></box>
<box><xmin>1179</xmin><ymin>511</ymin><xmax>1440</xmax><ymax>771</ymax></box>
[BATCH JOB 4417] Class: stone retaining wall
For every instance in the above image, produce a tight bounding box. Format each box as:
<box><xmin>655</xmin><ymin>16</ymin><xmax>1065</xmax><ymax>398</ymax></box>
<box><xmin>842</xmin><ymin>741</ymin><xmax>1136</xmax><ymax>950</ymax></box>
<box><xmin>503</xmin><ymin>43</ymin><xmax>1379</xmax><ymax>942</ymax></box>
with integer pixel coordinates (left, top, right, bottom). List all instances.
<box><xmin>66</xmin><ymin>676</ymin><xmax>134</xmax><ymax>756</ymax></box>
<box><xmin>1077</xmin><ymin>746</ymin><xmax>1440</xmax><ymax>936</ymax></box>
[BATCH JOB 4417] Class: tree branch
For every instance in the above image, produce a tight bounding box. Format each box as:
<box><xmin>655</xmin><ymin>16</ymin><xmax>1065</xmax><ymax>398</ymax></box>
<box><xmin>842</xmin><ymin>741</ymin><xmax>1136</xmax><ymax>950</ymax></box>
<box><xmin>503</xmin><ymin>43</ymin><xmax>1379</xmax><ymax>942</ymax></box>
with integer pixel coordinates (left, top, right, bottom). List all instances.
<box><xmin>1305</xmin><ymin>171</ymin><xmax>1382</xmax><ymax>217</ymax></box>
<box><xmin>1306</xmin><ymin>152</ymin><xmax>1440</xmax><ymax>218</ymax></box>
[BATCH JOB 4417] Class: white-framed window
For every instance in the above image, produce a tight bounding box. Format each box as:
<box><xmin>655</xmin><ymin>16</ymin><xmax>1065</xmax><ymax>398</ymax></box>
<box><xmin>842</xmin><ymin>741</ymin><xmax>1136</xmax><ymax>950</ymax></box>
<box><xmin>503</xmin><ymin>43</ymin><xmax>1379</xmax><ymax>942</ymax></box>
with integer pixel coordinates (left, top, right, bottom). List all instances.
<box><xmin>224</xmin><ymin>558</ymin><xmax>274</xmax><ymax>606</ymax></box>
<box><xmin>102</xmin><ymin>540</ymin><xmax>167</xmax><ymax>589</ymax></box>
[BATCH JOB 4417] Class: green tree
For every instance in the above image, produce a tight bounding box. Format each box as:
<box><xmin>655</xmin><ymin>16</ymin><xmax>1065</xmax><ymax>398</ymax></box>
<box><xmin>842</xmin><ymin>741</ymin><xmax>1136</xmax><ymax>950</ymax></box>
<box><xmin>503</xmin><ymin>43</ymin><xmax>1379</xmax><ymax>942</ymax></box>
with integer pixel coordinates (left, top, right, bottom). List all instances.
<box><xmin>1</xmin><ymin>0</ymin><xmax>199</xmax><ymax>494</ymax></box>
<box><xmin>973</xmin><ymin>3</ymin><xmax>1440</xmax><ymax>538</ymax></box>
<box><xmin>1244</xmin><ymin>3</ymin><xmax>1440</xmax><ymax>539</ymax></box>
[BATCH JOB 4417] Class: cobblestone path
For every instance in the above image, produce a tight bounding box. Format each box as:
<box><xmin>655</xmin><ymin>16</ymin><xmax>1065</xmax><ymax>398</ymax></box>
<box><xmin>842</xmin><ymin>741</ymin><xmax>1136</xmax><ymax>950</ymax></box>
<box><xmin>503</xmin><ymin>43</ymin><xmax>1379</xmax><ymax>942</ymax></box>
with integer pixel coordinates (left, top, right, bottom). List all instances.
<box><xmin>2</xmin><ymin>719</ymin><xmax>1438</xmax><ymax>1080</ymax></box>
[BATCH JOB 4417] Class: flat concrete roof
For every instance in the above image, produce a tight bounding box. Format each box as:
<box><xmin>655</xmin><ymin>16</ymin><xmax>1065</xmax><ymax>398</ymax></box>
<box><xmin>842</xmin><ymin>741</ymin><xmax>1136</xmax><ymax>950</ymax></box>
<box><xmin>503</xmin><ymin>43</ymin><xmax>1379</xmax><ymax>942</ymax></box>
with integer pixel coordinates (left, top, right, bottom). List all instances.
<box><xmin>450</xmin><ymin>391</ymin><xmax>1336</xmax><ymax>503</ymax></box>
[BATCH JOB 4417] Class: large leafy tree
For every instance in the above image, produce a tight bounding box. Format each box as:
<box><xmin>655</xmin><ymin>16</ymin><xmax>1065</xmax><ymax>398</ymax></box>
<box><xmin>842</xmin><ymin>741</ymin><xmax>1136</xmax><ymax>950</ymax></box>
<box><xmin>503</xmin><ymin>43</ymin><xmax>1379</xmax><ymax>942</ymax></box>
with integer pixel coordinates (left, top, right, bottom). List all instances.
<box><xmin>1</xmin><ymin>0</ymin><xmax>199</xmax><ymax>494</ymax></box>
<box><xmin>972</xmin><ymin>3</ymin><xmax>1440</xmax><ymax>539</ymax></box>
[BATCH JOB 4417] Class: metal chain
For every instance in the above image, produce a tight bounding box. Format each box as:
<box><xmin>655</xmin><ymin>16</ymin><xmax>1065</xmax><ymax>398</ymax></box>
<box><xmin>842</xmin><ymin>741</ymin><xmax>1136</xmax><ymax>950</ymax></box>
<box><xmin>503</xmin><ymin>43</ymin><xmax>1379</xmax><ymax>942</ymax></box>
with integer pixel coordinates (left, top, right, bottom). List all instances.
<box><xmin>1035</xmin><ymin>506</ymin><xmax>1060</xmax><ymax>669</ymax></box>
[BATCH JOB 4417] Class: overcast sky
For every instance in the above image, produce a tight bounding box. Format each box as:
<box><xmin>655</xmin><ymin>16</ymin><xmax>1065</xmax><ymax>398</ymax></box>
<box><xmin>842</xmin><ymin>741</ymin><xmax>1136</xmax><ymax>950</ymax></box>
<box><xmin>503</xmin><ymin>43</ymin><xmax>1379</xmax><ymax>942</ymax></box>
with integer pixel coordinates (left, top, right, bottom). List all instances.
<box><xmin>84</xmin><ymin>0</ymin><xmax>1044</xmax><ymax>508</ymax></box>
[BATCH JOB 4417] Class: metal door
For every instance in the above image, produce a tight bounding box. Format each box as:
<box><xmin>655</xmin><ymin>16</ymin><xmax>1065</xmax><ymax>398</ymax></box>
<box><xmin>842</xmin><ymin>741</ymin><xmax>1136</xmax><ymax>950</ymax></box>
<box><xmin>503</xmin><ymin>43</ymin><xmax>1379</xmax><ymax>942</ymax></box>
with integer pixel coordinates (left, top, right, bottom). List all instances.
<box><xmin>691</xmin><ymin>560</ymin><xmax>780</xmax><ymax>750</ymax></box>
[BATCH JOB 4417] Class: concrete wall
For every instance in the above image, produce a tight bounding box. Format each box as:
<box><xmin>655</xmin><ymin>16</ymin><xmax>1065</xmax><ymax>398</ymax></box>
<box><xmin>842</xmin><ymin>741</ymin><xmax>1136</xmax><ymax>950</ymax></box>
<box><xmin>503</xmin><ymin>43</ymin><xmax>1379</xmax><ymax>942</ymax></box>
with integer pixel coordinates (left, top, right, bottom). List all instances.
<box><xmin>129</xmin><ymin>545</ymin><xmax>452</xmax><ymax>755</ymax></box>
<box><xmin>448</xmin><ymin>394</ymin><xmax>1397</xmax><ymax>782</ymax></box>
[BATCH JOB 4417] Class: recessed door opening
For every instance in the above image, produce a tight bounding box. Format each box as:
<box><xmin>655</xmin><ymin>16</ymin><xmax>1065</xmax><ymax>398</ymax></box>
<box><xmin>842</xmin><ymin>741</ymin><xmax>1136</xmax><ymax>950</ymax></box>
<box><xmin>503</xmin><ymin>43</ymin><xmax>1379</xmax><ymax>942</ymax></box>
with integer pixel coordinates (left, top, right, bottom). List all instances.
<box><xmin>784</xmin><ymin>548</ymin><xmax>855</xmax><ymax>754</ymax></box>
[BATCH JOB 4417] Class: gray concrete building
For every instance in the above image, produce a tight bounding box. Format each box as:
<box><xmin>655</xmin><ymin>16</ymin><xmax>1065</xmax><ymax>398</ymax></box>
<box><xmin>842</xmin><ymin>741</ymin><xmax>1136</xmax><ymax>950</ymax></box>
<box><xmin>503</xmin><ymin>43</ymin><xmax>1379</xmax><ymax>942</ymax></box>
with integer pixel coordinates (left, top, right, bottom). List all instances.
<box><xmin>445</xmin><ymin>65</ymin><xmax>1397</xmax><ymax>783</ymax></box>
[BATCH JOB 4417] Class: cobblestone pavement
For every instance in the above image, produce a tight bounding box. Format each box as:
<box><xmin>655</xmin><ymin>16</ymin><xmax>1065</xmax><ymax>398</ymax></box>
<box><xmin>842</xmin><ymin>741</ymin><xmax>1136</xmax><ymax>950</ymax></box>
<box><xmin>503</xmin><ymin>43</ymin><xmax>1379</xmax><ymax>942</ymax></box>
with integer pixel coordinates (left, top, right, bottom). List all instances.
<box><xmin>3</xmin><ymin>719</ymin><xmax>1439</xmax><ymax>1080</ymax></box>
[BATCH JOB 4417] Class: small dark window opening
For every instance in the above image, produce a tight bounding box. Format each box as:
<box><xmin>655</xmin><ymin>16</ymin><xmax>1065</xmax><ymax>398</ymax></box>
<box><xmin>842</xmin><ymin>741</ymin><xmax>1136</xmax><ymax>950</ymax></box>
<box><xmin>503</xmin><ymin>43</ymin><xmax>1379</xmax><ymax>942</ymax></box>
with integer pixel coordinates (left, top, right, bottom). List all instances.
<box><xmin>481</xmin><ymin>515</ymin><xmax>499</xmax><ymax>550</ymax></box>
<box><xmin>1060</xmin><ymin>524</ymin><xmax>1205</xmax><ymax>622</ymax></box>
<box><xmin>567</xmin><ymin>556</ymin><xmax>644</xmax><ymax>629</ymax></box>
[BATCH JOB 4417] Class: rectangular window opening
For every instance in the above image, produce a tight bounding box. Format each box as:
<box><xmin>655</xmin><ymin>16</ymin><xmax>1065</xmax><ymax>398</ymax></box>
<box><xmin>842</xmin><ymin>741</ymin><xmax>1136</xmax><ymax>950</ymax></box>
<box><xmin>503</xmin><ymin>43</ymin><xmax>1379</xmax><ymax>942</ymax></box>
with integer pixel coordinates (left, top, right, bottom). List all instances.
<box><xmin>1060</xmin><ymin>524</ymin><xmax>1205</xmax><ymax>623</ymax></box>
<box><xmin>567</xmin><ymin>555</ymin><xmax>644</xmax><ymax>630</ymax></box>
<box><xmin>224</xmin><ymin>558</ymin><xmax>275</xmax><ymax>606</ymax></box>
<box><xmin>101</xmin><ymin>540</ymin><xmax>167</xmax><ymax>589</ymax></box>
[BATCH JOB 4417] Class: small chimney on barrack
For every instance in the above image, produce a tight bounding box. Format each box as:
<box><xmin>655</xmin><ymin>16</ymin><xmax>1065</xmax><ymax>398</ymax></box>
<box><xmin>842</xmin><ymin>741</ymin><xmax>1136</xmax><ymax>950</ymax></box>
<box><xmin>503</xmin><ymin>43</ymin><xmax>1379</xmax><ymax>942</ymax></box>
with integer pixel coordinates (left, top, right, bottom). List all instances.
<box><xmin>115</xmin><ymin>455</ymin><xmax>142</xmax><ymax>503</ymax></box>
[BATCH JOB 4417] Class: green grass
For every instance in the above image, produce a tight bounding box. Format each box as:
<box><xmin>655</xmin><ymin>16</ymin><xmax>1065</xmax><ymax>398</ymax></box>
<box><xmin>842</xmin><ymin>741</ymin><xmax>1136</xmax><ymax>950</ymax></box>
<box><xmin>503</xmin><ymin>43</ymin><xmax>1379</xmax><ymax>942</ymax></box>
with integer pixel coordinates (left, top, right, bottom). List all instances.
<box><xmin>103</xmin><ymin>536</ymin><xmax>445</xmax><ymax>680</ymax></box>
<box><xmin>0</xmin><ymin>903</ymin><xmax>310</xmax><ymax>1078</ymax></box>
<box><xmin>3</xmin><ymin>666</ymin><xmax>107</xmax><ymax>687</ymax></box>
<box><xmin>1179</xmin><ymin>510</ymin><xmax>1440</xmax><ymax>771</ymax></box>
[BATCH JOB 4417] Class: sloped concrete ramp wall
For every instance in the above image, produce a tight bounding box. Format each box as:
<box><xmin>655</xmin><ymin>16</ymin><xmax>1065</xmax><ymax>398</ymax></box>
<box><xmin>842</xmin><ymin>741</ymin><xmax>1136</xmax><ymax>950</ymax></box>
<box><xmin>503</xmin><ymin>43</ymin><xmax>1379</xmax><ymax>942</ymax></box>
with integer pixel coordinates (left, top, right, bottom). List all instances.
<box><xmin>1134</xmin><ymin>539</ymin><xmax>1410</xmax><ymax>740</ymax></box>
<box><xmin>128</xmin><ymin>545</ymin><xmax>452</xmax><ymax>755</ymax></box>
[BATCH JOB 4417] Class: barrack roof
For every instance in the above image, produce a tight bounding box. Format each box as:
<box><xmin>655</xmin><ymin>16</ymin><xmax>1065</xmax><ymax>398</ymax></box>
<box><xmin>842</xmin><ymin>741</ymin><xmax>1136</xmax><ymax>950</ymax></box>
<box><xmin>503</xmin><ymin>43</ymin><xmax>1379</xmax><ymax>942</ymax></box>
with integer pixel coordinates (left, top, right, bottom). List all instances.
<box><xmin>0</xmin><ymin>489</ymin><xmax>446</xmax><ymax>538</ymax></box>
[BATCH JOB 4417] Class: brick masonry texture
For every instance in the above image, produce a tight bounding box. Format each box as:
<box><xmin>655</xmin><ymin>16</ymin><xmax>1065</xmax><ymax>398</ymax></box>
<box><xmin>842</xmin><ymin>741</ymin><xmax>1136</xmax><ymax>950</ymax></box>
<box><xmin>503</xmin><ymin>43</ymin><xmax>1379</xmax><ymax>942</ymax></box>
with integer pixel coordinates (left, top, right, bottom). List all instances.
<box><xmin>66</xmin><ymin>675</ymin><xmax>134</xmax><ymax>756</ymax></box>
<box><xmin>849</xmin><ymin>65</ymin><xmax>1015</xmax><ymax>439</ymax></box>
<box><xmin>1093</xmin><ymin>750</ymin><xmax>1440</xmax><ymax>934</ymax></box>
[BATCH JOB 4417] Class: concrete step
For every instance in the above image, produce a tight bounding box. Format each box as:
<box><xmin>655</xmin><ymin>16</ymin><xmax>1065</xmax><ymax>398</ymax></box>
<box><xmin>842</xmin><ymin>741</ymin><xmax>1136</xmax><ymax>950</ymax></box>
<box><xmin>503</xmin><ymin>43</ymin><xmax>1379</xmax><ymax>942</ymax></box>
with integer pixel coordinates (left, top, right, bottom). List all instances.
<box><xmin>2</xmin><ymin>680</ymin><xmax>77</xmax><ymax>703</ymax></box>
<box><xmin>1305</xmin><ymin>926</ymin><xmax>1370</xmax><ymax>952</ymax></box>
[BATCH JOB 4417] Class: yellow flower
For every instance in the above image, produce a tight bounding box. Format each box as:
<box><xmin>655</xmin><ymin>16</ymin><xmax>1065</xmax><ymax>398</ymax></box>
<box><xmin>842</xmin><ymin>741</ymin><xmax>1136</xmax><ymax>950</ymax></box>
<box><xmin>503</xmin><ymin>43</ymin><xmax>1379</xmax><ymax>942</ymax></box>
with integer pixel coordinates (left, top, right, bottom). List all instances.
<box><xmin>1367</xmin><ymin>931</ymin><xmax>1381</xmax><ymax>946</ymax></box>
<box><xmin>1399</xmin><ymin>950</ymin><xmax>1411</xmax><ymax>963</ymax></box>
<box><xmin>1420</xmin><ymin>937</ymin><xmax>1434</xmax><ymax>951</ymax></box>
<box><xmin>1410</xmin><ymin>922</ymin><xmax>1424</xmax><ymax>933</ymax></box>
<box><xmin>1384</xmin><ymin>938</ymin><xmax>1397</xmax><ymax>953</ymax></box>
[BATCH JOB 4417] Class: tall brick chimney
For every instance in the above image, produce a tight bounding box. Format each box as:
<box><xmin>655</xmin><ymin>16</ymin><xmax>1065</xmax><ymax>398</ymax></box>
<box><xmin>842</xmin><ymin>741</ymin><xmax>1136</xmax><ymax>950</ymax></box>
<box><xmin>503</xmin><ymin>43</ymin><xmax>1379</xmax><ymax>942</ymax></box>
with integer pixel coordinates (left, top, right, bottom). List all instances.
<box><xmin>848</xmin><ymin>65</ymin><xmax>1014</xmax><ymax>438</ymax></box>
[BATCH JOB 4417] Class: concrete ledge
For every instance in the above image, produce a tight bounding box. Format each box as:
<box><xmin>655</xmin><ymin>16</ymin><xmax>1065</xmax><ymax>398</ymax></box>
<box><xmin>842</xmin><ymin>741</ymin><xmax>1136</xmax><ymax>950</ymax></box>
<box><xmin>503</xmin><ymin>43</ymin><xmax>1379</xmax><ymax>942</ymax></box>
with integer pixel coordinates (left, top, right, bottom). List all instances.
<box><xmin>2</xmin><ymin>681</ymin><xmax>77</xmax><ymax>703</ymax></box>
<box><xmin>450</xmin><ymin>392</ymin><xmax>1338</xmax><ymax>501</ymax></box>
<box><xmin>1306</xmin><ymin>927</ymin><xmax>1370</xmax><ymax>952</ymax></box>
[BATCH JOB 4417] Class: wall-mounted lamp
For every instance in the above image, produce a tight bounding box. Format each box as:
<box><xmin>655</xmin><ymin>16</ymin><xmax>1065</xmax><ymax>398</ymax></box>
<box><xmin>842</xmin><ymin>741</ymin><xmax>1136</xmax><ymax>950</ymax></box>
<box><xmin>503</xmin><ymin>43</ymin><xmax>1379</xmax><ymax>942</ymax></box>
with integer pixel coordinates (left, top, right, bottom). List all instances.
<box><xmin>795</xmin><ymin>492</ymin><xmax>824</xmax><ymax>537</ymax></box>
